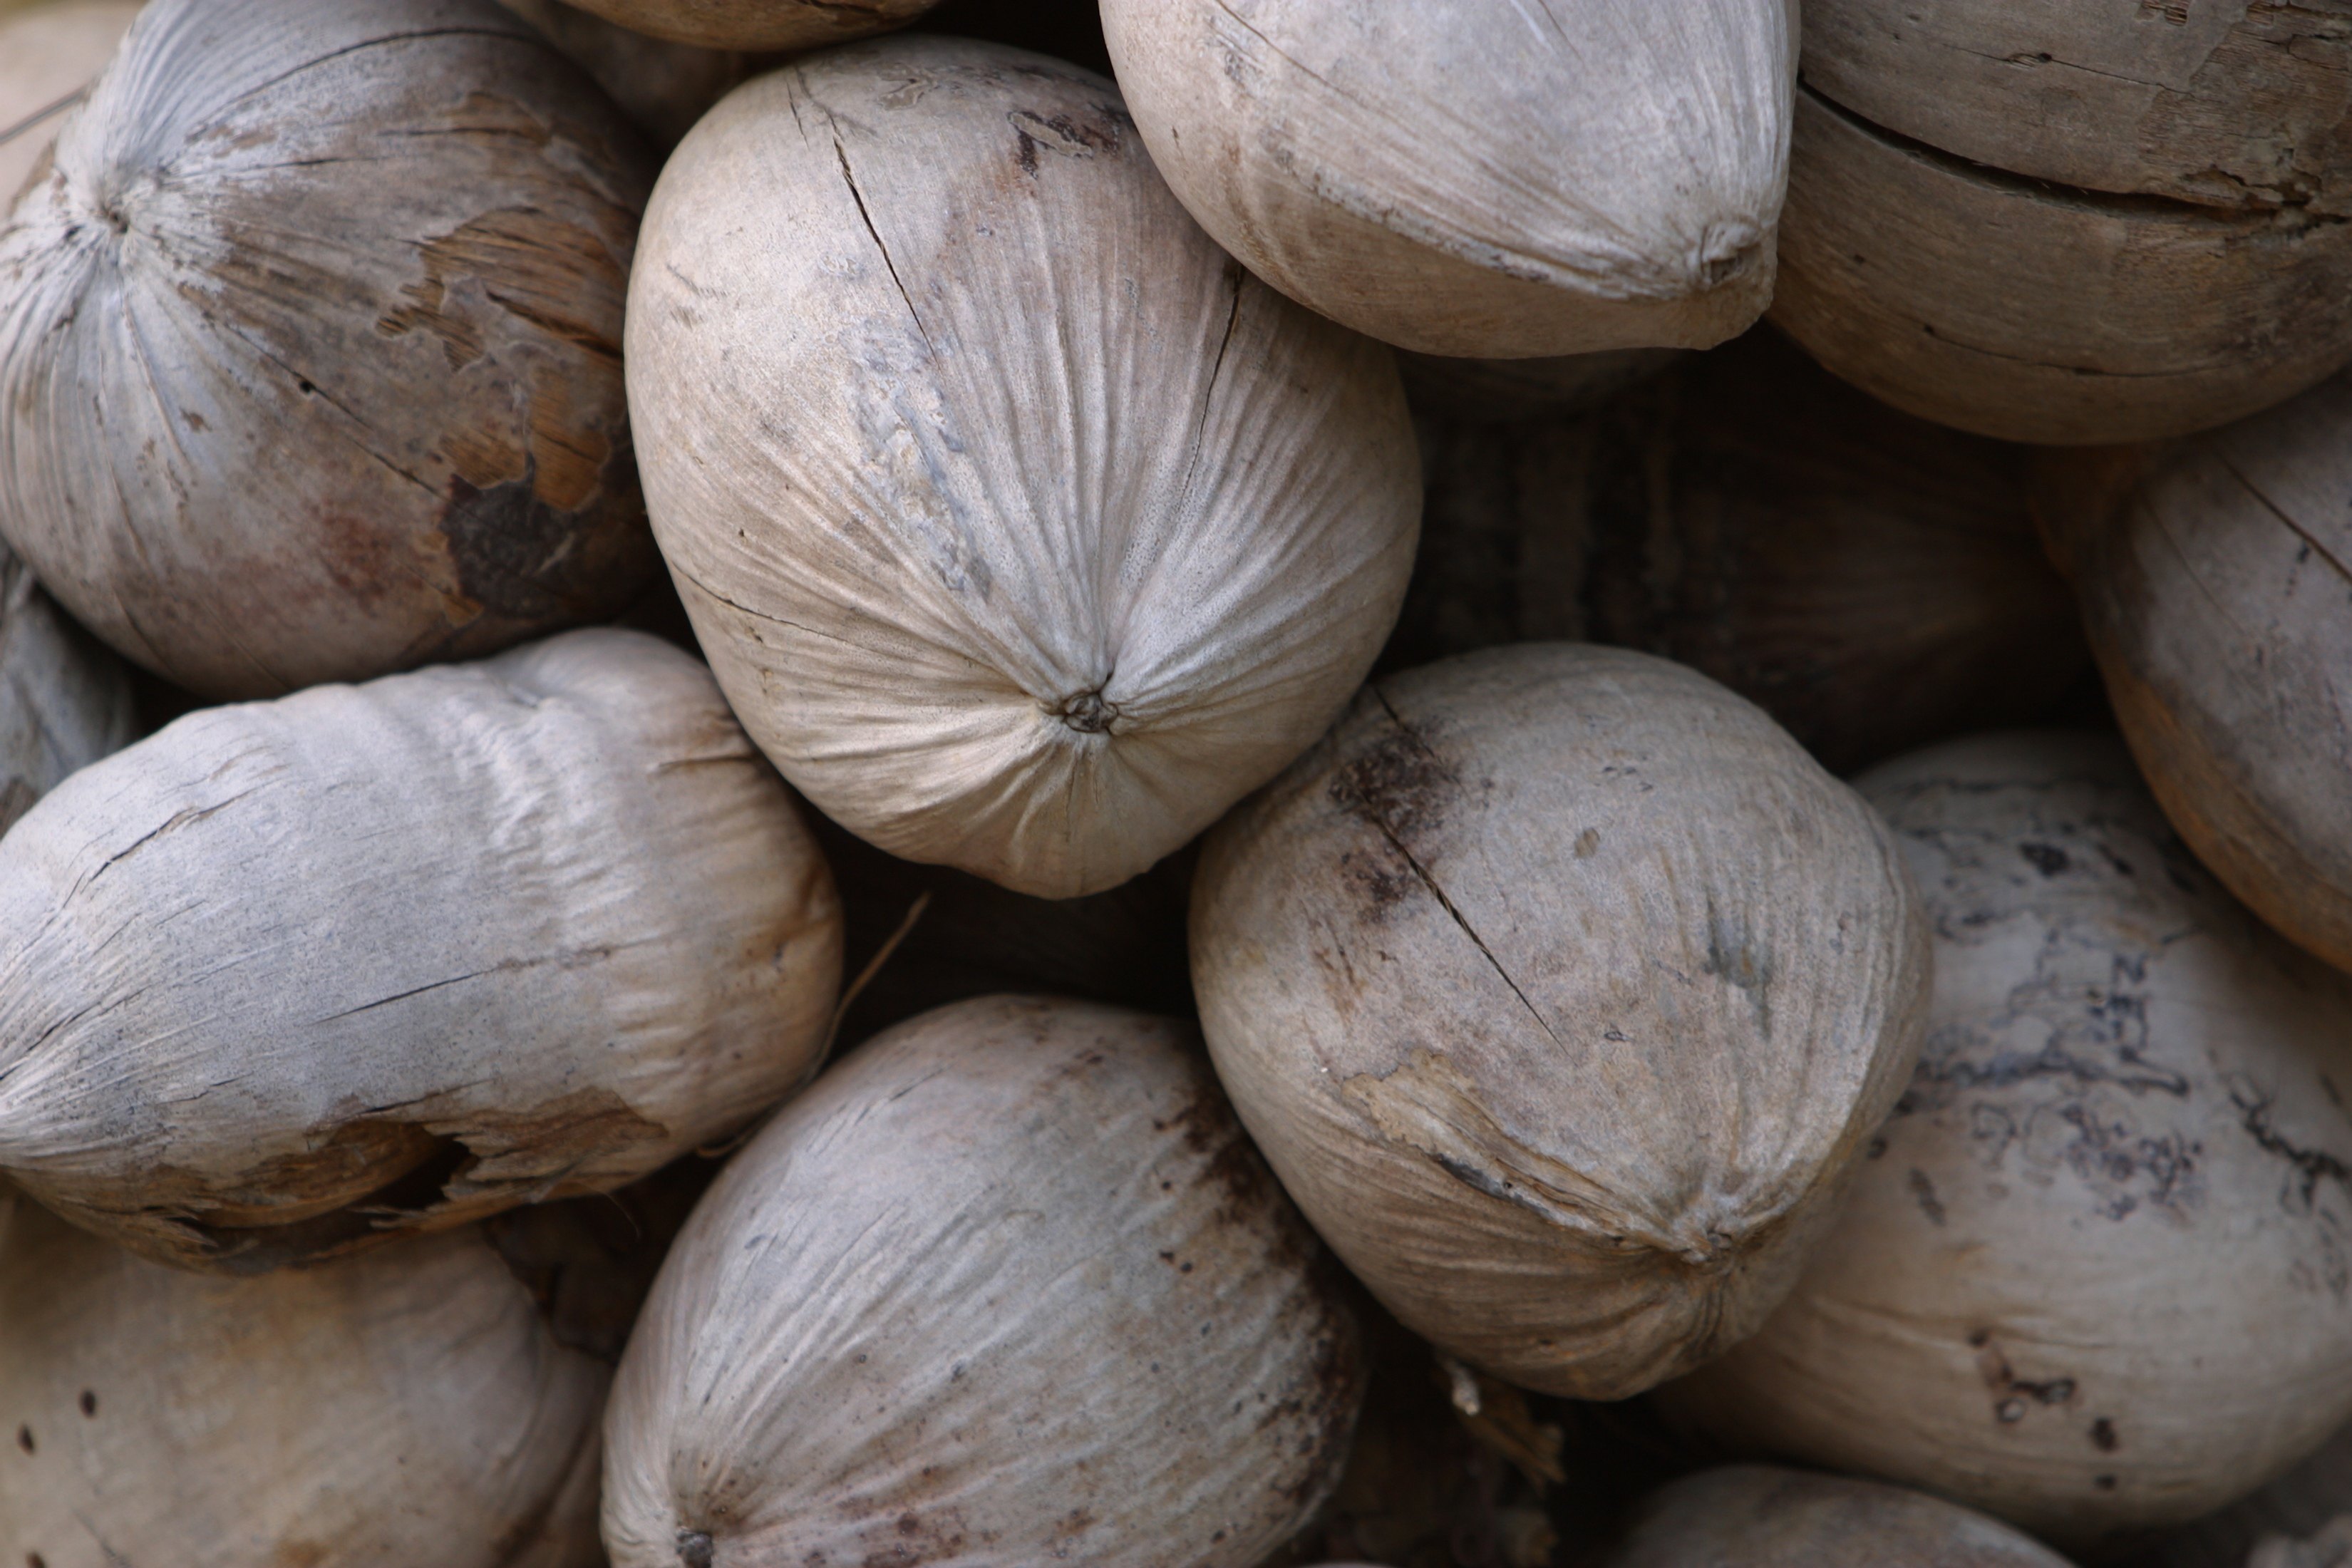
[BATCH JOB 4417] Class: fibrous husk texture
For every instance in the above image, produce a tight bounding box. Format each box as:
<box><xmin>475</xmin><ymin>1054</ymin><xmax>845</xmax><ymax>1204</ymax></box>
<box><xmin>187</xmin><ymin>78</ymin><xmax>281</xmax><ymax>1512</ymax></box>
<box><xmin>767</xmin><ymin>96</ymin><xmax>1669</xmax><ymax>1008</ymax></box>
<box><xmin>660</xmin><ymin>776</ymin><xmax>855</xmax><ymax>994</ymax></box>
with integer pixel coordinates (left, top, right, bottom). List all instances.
<box><xmin>0</xmin><ymin>545</ymin><xmax>134</xmax><ymax>837</ymax></box>
<box><xmin>1385</xmin><ymin>329</ymin><xmax>2095</xmax><ymax>775</ymax></box>
<box><xmin>557</xmin><ymin>0</ymin><xmax>936</xmax><ymax>51</ymax></box>
<box><xmin>1100</xmin><ymin>0</ymin><xmax>1794</xmax><ymax>357</ymax></box>
<box><xmin>2041</xmin><ymin>366</ymin><xmax>2352</xmax><ymax>978</ymax></box>
<box><xmin>1656</xmin><ymin>731</ymin><xmax>2352</xmax><ymax>1542</ymax></box>
<box><xmin>1192</xmin><ymin>644</ymin><xmax>1931</xmax><ymax>1399</ymax></box>
<box><xmin>0</xmin><ymin>0</ymin><xmax>661</xmax><ymax>699</ymax></box>
<box><xmin>627</xmin><ymin>36</ymin><xmax>1419</xmax><ymax>898</ymax></box>
<box><xmin>0</xmin><ymin>0</ymin><xmax>138</xmax><ymax>206</ymax></box>
<box><xmin>1601</xmin><ymin>1466</ymin><xmax>2076</xmax><ymax>1567</ymax></box>
<box><xmin>601</xmin><ymin>995</ymin><xmax>1363</xmax><ymax>1568</ymax></box>
<box><xmin>0</xmin><ymin>629</ymin><xmax>842</xmax><ymax>1272</ymax></box>
<box><xmin>0</xmin><ymin>1190</ymin><xmax>609</xmax><ymax>1568</ymax></box>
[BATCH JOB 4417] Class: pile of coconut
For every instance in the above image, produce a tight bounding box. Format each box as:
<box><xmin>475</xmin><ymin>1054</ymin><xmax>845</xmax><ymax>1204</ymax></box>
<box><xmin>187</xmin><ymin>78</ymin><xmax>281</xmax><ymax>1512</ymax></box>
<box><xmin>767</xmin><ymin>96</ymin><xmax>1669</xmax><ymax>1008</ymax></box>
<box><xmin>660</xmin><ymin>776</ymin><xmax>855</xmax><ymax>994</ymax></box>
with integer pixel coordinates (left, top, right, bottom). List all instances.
<box><xmin>1</xmin><ymin>1</ymin><xmax>2349</xmax><ymax>1566</ymax></box>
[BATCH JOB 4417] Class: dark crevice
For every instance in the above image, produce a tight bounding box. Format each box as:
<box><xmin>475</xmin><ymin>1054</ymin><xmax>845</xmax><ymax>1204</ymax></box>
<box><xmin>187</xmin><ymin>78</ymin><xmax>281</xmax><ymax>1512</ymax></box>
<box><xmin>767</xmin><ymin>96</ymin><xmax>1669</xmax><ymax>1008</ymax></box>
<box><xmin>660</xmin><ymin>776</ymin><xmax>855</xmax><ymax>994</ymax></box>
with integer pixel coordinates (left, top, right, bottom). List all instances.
<box><xmin>163</xmin><ymin>1133</ymin><xmax>474</xmax><ymax>1275</ymax></box>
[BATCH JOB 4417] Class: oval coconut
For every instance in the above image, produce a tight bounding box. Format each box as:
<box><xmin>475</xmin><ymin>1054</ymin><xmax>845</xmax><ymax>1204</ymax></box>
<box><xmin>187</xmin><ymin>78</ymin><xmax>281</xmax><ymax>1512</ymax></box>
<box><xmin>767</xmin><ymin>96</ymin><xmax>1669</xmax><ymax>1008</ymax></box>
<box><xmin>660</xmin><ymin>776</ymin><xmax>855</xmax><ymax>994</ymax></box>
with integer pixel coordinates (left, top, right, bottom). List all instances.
<box><xmin>2040</xmin><ymin>368</ymin><xmax>2352</xmax><ymax>977</ymax></box>
<box><xmin>0</xmin><ymin>1190</ymin><xmax>607</xmax><ymax>1568</ymax></box>
<box><xmin>601</xmin><ymin>995</ymin><xmax>1361</xmax><ymax>1568</ymax></box>
<box><xmin>1655</xmin><ymin>731</ymin><xmax>2352</xmax><ymax>1542</ymax></box>
<box><xmin>629</xmin><ymin>36</ymin><xmax>1418</xmax><ymax>898</ymax></box>
<box><xmin>555</xmin><ymin>0</ymin><xmax>934</xmax><ymax>51</ymax></box>
<box><xmin>0</xmin><ymin>0</ymin><xmax>661</xmax><ymax>700</ymax></box>
<box><xmin>0</xmin><ymin>545</ymin><xmax>135</xmax><ymax>837</ymax></box>
<box><xmin>1771</xmin><ymin>85</ymin><xmax>2352</xmax><ymax>445</ymax></box>
<box><xmin>0</xmin><ymin>0</ymin><xmax>137</xmax><ymax>206</ymax></box>
<box><xmin>497</xmin><ymin>0</ymin><xmax>771</xmax><ymax>148</ymax></box>
<box><xmin>1603</xmin><ymin>1466</ymin><xmax>2075</xmax><ymax>1567</ymax></box>
<box><xmin>1190</xmin><ymin>644</ymin><xmax>1930</xmax><ymax>1399</ymax></box>
<box><xmin>0</xmin><ymin>628</ymin><xmax>842</xmax><ymax>1272</ymax></box>
<box><xmin>1100</xmin><ymin>0</ymin><xmax>1793</xmax><ymax>358</ymax></box>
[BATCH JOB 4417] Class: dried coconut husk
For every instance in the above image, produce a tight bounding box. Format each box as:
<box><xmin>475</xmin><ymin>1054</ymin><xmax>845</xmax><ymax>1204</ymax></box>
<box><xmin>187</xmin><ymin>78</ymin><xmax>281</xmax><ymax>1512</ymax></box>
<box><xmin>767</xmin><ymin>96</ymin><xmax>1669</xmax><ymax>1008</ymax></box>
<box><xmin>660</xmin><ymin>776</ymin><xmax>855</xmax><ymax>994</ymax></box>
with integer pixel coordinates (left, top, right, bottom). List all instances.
<box><xmin>1385</xmin><ymin>330</ymin><xmax>2094</xmax><ymax>776</ymax></box>
<box><xmin>497</xmin><ymin>0</ymin><xmax>775</xmax><ymax>147</ymax></box>
<box><xmin>1100</xmin><ymin>0</ymin><xmax>1793</xmax><ymax>358</ymax></box>
<box><xmin>0</xmin><ymin>0</ymin><xmax>661</xmax><ymax>700</ymax></box>
<box><xmin>555</xmin><ymin>0</ymin><xmax>934</xmax><ymax>49</ymax></box>
<box><xmin>0</xmin><ymin>1189</ymin><xmax>608</xmax><ymax>1568</ymax></box>
<box><xmin>0</xmin><ymin>629</ymin><xmax>841</xmax><ymax>1272</ymax></box>
<box><xmin>1655</xmin><ymin>731</ymin><xmax>2352</xmax><ymax>1544</ymax></box>
<box><xmin>0</xmin><ymin>545</ymin><xmax>133</xmax><ymax>837</ymax></box>
<box><xmin>1771</xmin><ymin>84</ymin><xmax>2352</xmax><ymax>444</ymax></box>
<box><xmin>2033</xmin><ymin>368</ymin><xmax>2352</xmax><ymax>977</ymax></box>
<box><xmin>599</xmin><ymin>996</ymin><xmax>1362</xmax><ymax>1568</ymax></box>
<box><xmin>2125</xmin><ymin>1419</ymin><xmax>2352</xmax><ymax>1568</ymax></box>
<box><xmin>1600</xmin><ymin>1467</ymin><xmax>2076</xmax><ymax>1567</ymax></box>
<box><xmin>0</xmin><ymin>0</ymin><xmax>136</xmax><ymax>206</ymax></box>
<box><xmin>629</xmin><ymin>36</ymin><xmax>1418</xmax><ymax>898</ymax></box>
<box><xmin>1191</xmin><ymin>644</ymin><xmax>1930</xmax><ymax>1399</ymax></box>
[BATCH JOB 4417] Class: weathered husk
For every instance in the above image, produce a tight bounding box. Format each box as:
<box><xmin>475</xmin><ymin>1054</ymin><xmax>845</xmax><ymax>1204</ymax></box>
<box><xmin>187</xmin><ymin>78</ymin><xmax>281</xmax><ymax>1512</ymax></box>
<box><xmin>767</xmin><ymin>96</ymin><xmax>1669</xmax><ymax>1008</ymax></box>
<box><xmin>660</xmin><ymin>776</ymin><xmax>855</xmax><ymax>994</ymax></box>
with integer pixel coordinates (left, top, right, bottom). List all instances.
<box><xmin>1100</xmin><ymin>0</ymin><xmax>1792</xmax><ymax>358</ymax></box>
<box><xmin>2252</xmin><ymin>1518</ymin><xmax>2352</xmax><ymax>1568</ymax></box>
<box><xmin>1601</xmin><ymin>1467</ymin><xmax>2076</xmax><ymax>1567</ymax></box>
<box><xmin>0</xmin><ymin>0</ymin><xmax>137</xmax><ymax>207</ymax></box>
<box><xmin>0</xmin><ymin>1189</ymin><xmax>609</xmax><ymax>1568</ymax></box>
<box><xmin>0</xmin><ymin>628</ymin><xmax>842</xmax><ymax>1272</ymax></box>
<box><xmin>1386</xmin><ymin>329</ymin><xmax>2094</xmax><ymax>775</ymax></box>
<box><xmin>0</xmin><ymin>0</ymin><xmax>661</xmax><ymax>699</ymax></box>
<box><xmin>1800</xmin><ymin>0</ymin><xmax>2352</xmax><ymax>214</ymax></box>
<box><xmin>1655</xmin><ymin>731</ymin><xmax>2352</xmax><ymax>1543</ymax></box>
<box><xmin>556</xmin><ymin>0</ymin><xmax>934</xmax><ymax>50</ymax></box>
<box><xmin>629</xmin><ymin>37</ymin><xmax>1418</xmax><ymax>898</ymax></box>
<box><xmin>2127</xmin><ymin>1418</ymin><xmax>2352</xmax><ymax>1568</ymax></box>
<box><xmin>0</xmin><ymin>545</ymin><xmax>135</xmax><ymax>837</ymax></box>
<box><xmin>1772</xmin><ymin>86</ymin><xmax>2352</xmax><ymax>444</ymax></box>
<box><xmin>600</xmin><ymin>995</ymin><xmax>1362</xmax><ymax>1568</ymax></box>
<box><xmin>1191</xmin><ymin>644</ymin><xmax>1931</xmax><ymax>1399</ymax></box>
<box><xmin>497</xmin><ymin>0</ymin><xmax>773</xmax><ymax>148</ymax></box>
<box><xmin>2036</xmin><ymin>368</ymin><xmax>2352</xmax><ymax>977</ymax></box>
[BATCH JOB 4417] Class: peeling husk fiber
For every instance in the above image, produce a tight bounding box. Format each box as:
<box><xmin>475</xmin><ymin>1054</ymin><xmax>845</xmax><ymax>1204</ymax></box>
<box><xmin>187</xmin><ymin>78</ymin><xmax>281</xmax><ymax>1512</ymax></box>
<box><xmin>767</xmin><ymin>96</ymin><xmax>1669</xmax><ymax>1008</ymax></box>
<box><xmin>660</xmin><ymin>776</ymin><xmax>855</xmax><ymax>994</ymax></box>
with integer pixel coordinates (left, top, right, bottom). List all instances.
<box><xmin>1655</xmin><ymin>731</ymin><xmax>2352</xmax><ymax>1544</ymax></box>
<box><xmin>626</xmin><ymin>35</ymin><xmax>1420</xmax><ymax>899</ymax></box>
<box><xmin>601</xmin><ymin>995</ymin><xmax>1363</xmax><ymax>1568</ymax></box>
<box><xmin>0</xmin><ymin>629</ymin><xmax>842</xmax><ymax>1272</ymax></box>
<box><xmin>1600</xmin><ymin>1466</ymin><xmax>2076</xmax><ymax>1567</ymax></box>
<box><xmin>1191</xmin><ymin>643</ymin><xmax>1931</xmax><ymax>1399</ymax></box>
<box><xmin>0</xmin><ymin>0</ymin><xmax>138</xmax><ymax>205</ymax></box>
<box><xmin>0</xmin><ymin>543</ymin><xmax>134</xmax><ymax>837</ymax></box>
<box><xmin>554</xmin><ymin>0</ymin><xmax>937</xmax><ymax>51</ymax></box>
<box><xmin>0</xmin><ymin>0</ymin><xmax>661</xmax><ymax>699</ymax></box>
<box><xmin>1100</xmin><ymin>0</ymin><xmax>1793</xmax><ymax>357</ymax></box>
<box><xmin>0</xmin><ymin>1187</ymin><xmax>609</xmax><ymax>1568</ymax></box>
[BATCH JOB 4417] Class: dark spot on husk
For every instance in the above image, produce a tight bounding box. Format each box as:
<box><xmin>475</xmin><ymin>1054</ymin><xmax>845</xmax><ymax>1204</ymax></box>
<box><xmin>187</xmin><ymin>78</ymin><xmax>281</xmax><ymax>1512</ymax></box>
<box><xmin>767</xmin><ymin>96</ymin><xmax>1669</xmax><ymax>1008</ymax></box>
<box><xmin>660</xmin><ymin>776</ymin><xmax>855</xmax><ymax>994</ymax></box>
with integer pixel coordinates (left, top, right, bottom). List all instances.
<box><xmin>2092</xmin><ymin>1417</ymin><xmax>2119</xmax><ymax>1451</ymax></box>
<box><xmin>676</xmin><ymin>1529</ymin><xmax>713</xmax><ymax>1568</ymax></box>
<box><xmin>2019</xmin><ymin>842</ymin><xmax>2071</xmax><ymax>876</ymax></box>
<box><xmin>1329</xmin><ymin>722</ymin><xmax>1455</xmax><ymax>842</ymax></box>
<box><xmin>1907</xmin><ymin>1168</ymin><xmax>1947</xmax><ymax>1226</ymax></box>
<box><xmin>440</xmin><ymin>443</ymin><xmax>644</xmax><ymax>623</ymax></box>
<box><xmin>76</xmin><ymin>1392</ymin><xmax>94</xmax><ymax>1418</ymax></box>
<box><xmin>14</xmin><ymin>1425</ymin><xmax>30</xmax><ymax>1453</ymax></box>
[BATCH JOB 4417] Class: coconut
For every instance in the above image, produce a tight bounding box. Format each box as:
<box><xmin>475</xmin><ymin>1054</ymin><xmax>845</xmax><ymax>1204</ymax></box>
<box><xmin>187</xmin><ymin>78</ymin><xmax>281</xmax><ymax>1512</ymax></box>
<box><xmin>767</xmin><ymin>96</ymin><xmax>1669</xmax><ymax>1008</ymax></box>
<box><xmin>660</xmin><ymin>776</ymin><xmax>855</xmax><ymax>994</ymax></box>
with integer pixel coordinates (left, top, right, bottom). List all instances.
<box><xmin>599</xmin><ymin>994</ymin><xmax>1361</xmax><ymax>1568</ymax></box>
<box><xmin>1654</xmin><ymin>731</ymin><xmax>2352</xmax><ymax>1542</ymax></box>
<box><xmin>1601</xmin><ymin>1466</ymin><xmax>2076</xmax><ymax>1567</ymax></box>
<box><xmin>0</xmin><ymin>628</ymin><xmax>842</xmax><ymax>1272</ymax></box>
<box><xmin>1190</xmin><ymin>643</ymin><xmax>1930</xmax><ymax>1399</ymax></box>
<box><xmin>0</xmin><ymin>1187</ymin><xmax>609</xmax><ymax>1568</ymax></box>
<box><xmin>0</xmin><ymin>0</ymin><xmax>661</xmax><ymax>701</ymax></box>
<box><xmin>2136</xmin><ymin>1419</ymin><xmax>2352</xmax><ymax>1568</ymax></box>
<box><xmin>497</xmin><ymin>0</ymin><xmax>771</xmax><ymax>148</ymax></box>
<box><xmin>552</xmin><ymin>0</ymin><xmax>934</xmax><ymax>50</ymax></box>
<box><xmin>0</xmin><ymin>545</ymin><xmax>134</xmax><ymax>837</ymax></box>
<box><xmin>2255</xmin><ymin>1521</ymin><xmax>2352</xmax><ymax>1568</ymax></box>
<box><xmin>1099</xmin><ymin>0</ymin><xmax>1793</xmax><ymax>359</ymax></box>
<box><xmin>0</xmin><ymin>0</ymin><xmax>137</xmax><ymax>207</ymax></box>
<box><xmin>2036</xmin><ymin>368</ymin><xmax>2352</xmax><ymax>977</ymax></box>
<box><xmin>628</xmin><ymin>36</ymin><xmax>1418</xmax><ymax>899</ymax></box>
<box><xmin>1386</xmin><ymin>330</ymin><xmax>2094</xmax><ymax>774</ymax></box>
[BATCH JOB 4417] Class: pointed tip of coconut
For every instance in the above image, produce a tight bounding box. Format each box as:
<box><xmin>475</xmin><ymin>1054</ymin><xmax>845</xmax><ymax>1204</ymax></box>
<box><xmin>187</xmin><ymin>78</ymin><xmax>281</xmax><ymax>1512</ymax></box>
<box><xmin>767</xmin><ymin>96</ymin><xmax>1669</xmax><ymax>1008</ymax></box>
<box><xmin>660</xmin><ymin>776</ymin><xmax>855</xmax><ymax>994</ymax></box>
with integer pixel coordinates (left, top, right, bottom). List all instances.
<box><xmin>676</xmin><ymin>1528</ymin><xmax>715</xmax><ymax>1568</ymax></box>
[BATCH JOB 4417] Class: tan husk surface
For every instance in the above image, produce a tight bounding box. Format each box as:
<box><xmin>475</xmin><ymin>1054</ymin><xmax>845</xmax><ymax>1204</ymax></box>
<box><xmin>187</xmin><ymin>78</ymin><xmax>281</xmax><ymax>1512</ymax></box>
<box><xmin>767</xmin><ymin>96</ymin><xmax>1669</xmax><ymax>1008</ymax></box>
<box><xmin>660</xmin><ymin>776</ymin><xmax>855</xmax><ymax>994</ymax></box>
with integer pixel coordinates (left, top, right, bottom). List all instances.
<box><xmin>0</xmin><ymin>1189</ymin><xmax>609</xmax><ymax>1568</ymax></box>
<box><xmin>2038</xmin><ymin>367</ymin><xmax>2352</xmax><ymax>976</ymax></box>
<box><xmin>0</xmin><ymin>629</ymin><xmax>842</xmax><ymax>1272</ymax></box>
<box><xmin>0</xmin><ymin>0</ymin><xmax>661</xmax><ymax>699</ymax></box>
<box><xmin>1601</xmin><ymin>1466</ymin><xmax>2076</xmax><ymax>1567</ymax></box>
<box><xmin>628</xmin><ymin>36</ymin><xmax>1418</xmax><ymax>898</ymax></box>
<box><xmin>601</xmin><ymin>995</ymin><xmax>1362</xmax><ymax>1568</ymax></box>
<box><xmin>1655</xmin><ymin>731</ymin><xmax>2352</xmax><ymax>1542</ymax></box>
<box><xmin>1191</xmin><ymin>644</ymin><xmax>1930</xmax><ymax>1399</ymax></box>
<box><xmin>0</xmin><ymin>0</ymin><xmax>138</xmax><ymax>206</ymax></box>
<box><xmin>1100</xmin><ymin>0</ymin><xmax>1792</xmax><ymax>358</ymax></box>
<box><xmin>555</xmin><ymin>0</ymin><xmax>934</xmax><ymax>50</ymax></box>
<box><xmin>0</xmin><ymin>545</ymin><xmax>135</xmax><ymax>837</ymax></box>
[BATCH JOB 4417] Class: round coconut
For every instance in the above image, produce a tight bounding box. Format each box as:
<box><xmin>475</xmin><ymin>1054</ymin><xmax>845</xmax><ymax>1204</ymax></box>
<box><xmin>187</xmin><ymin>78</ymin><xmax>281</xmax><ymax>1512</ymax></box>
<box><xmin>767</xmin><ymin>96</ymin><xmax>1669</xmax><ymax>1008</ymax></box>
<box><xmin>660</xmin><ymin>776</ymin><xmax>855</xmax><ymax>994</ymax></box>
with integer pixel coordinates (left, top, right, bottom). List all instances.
<box><xmin>0</xmin><ymin>545</ymin><xmax>135</xmax><ymax>837</ymax></box>
<box><xmin>1385</xmin><ymin>330</ymin><xmax>2094</xmax><ymax>775</ymax></box>
<box><xmin>1100</xmin><ymin>0</ymin><xmax>1793</xmax><ymax>358</ymax></box>
<box><xmin>0</xmin><ymin>628</ymin><xmax>842</xmax><ymax>1272</ymax></box>
<box><xmin>0</xmin><ymin>0</ymin><xmax>137</xmax><ymax>207</ymax></box>
<box><xmin>0</xmin><ymin>0</ymin><xmax>661</xmax><ymax>701</ymax></box>
<box><xmin>1190</xmin><ymin>643</ymin><xmax>1931</xmax><ymax>1400</ymax></box>
<box><xmin>0</xmin><ymin>1190</ymin><xmax>608</xmax><ymax>1568</ymax></box>
<box><xmin>1654</xmin><ymin>731</ymin><xmax>2352</xmax><ymax>1543</ymax></box>
<box><xmin>628</xmin><ymin>36</ymin><xmax>1418</xmax><ymax>899</ymax></box>
<box><xmin>600</xmin><ymin>995</ymin><xmax>1362</xmax><ymax>1568</ymax></box>
<box><xmin>553</xmin><ymin>0</ymin><xmax>934</xmax><ymax>50</ymax></box>
<box><xmin>2038</xmin><ymin>368</ymin><xmax>2352</xmax><ymax>977</ymax></box>
<box><xmin>496</xmin><ymin>0</ymin><xmax>770</xmax><ymax>148</ymax></box>
<box><xmin>1770</xmin><ymin>85</ymin><xmax>2352</xmax><ymax>445</ymax></box>
<box><xmin>1601</xmin><ymin>1466</ymin><xmax>2076</xmax><ymax>1567</ymax></box>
